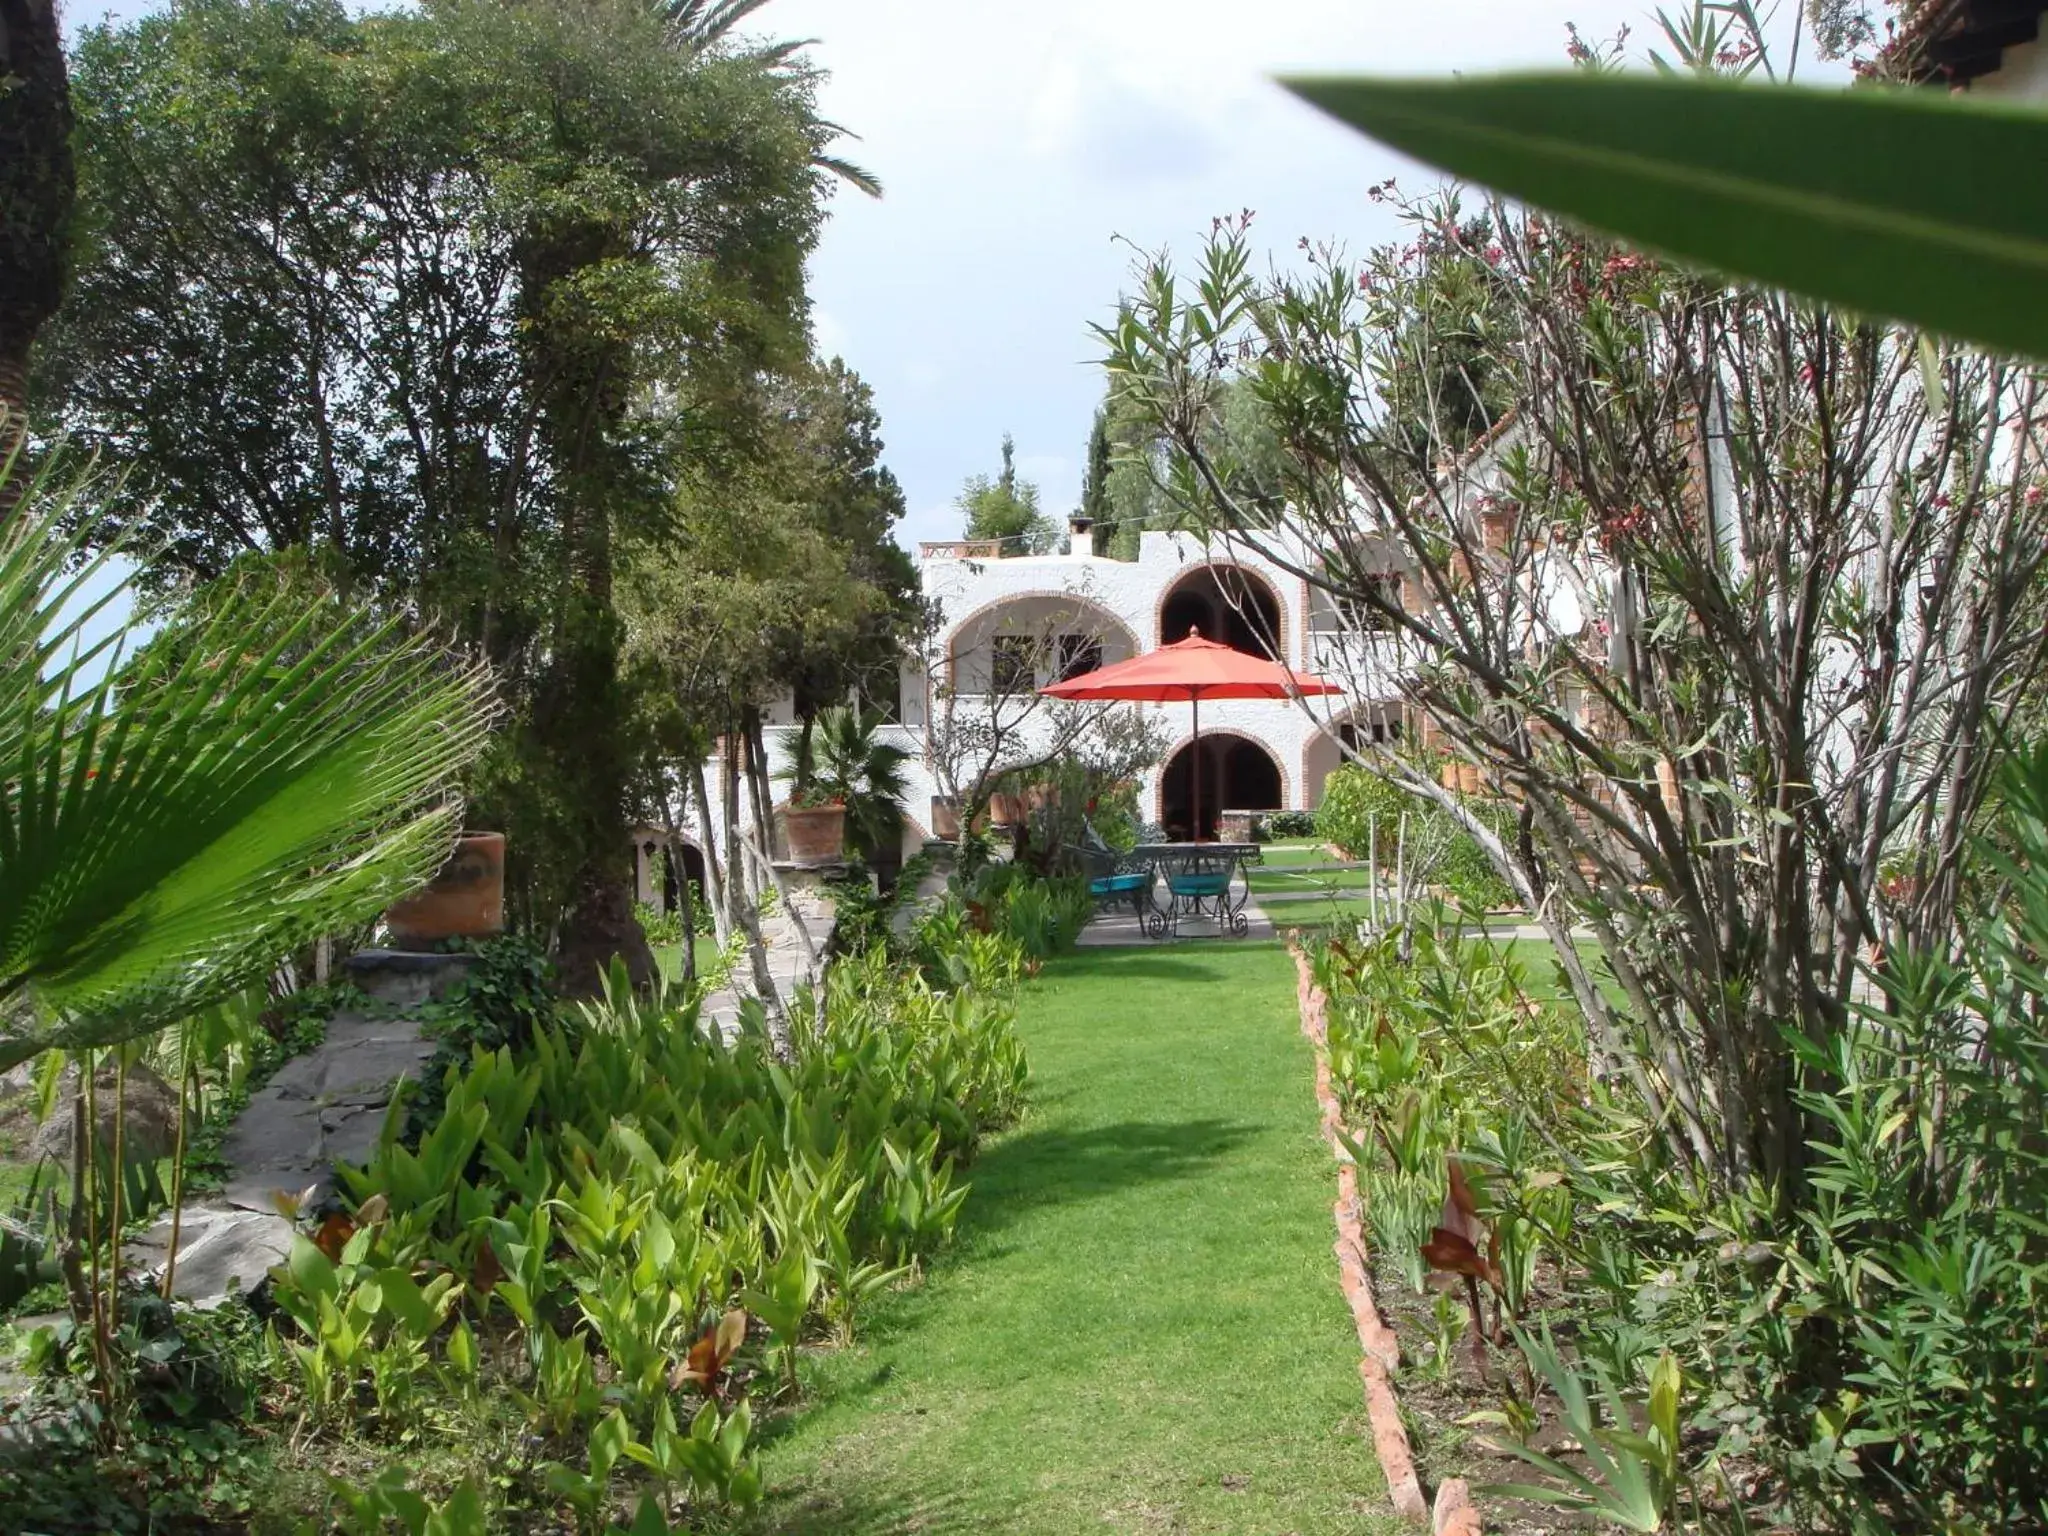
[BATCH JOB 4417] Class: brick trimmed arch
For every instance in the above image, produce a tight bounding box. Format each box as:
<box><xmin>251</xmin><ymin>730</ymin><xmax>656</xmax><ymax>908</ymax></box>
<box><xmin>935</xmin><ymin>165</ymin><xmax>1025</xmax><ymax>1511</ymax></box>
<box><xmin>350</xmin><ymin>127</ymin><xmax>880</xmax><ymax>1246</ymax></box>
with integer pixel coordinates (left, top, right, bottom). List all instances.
<box><xmin>1154</xmin><ymin>728</ymin><xmax>1291</xmax><ymax>840</ymax></box>
<box><xmin>1154</xmin><ymin>560</ymin><xmax>1287</xmax><ymax>662</ymax></box>
<box><xmin>1301</xmin><ymin>700</ymin><xmax>1406</xmax><ymax>810</ymax></box>
<box><xmin>944</xmin><ymin>589</ymin><xmax>1143</xmax><ymax>682</ymax></box>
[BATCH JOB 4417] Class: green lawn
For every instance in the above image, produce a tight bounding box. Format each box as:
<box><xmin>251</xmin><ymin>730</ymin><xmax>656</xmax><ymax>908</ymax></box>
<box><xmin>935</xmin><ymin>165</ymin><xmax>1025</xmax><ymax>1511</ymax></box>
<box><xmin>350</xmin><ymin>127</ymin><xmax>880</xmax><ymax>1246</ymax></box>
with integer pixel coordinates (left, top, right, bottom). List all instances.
<box><xmin>1248</xmin><ymin>865</ymin><xmax>1377</xmax><ymax>895</ymax></box>
<box><xmin>745</xmin><ymin>943</ymin><xmax>1397</xmax><ymax>1535</ymax></box>
<box><xmin>1252</xmin><ymin>838</ymin><xmax>1328</xmax><ymax>867</ymax></box>
<box><xmin>653</xmin><ymin>936</ymin><xmax>723</xmax><ymax>984</ymax></box>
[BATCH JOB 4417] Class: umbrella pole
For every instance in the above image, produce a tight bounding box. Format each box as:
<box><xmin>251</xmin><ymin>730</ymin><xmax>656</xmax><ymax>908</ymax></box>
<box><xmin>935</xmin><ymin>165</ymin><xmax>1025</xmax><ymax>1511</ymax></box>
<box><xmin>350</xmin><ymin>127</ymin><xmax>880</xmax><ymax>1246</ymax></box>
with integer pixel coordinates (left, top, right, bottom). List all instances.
<box><xmin>1191</xmin><ymin>691</ymin><xmax>1202</xmax><ymax>842</ymax></box>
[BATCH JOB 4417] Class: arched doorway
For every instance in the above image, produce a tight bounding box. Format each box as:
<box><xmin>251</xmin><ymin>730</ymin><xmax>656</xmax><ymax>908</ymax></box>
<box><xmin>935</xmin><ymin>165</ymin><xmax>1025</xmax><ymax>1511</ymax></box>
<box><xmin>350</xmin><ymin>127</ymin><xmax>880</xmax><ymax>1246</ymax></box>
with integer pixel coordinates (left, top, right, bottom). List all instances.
<box><xmin>663</xmin><ymin>842</ymin><xmax>707</xmax><ymax>913</ymax></box>
<box><xmin>1160</xmin><ymin>565</ymin><xmax>1284</xmax><ymax>659</ymax></box>
<box><xmin>1160</xmin><ymin>733</ymin><xmax>1283</xmax><ymax>842</ymax></box>
<box><xmin>1303</xmin><ymin>703</ymin><xmax>1406</xmax><ymax>808</ymax></box>
<box><xmin>636</xmin><ymin>834</ymin><xmax>709</xmax><ymax>917</ymax></box>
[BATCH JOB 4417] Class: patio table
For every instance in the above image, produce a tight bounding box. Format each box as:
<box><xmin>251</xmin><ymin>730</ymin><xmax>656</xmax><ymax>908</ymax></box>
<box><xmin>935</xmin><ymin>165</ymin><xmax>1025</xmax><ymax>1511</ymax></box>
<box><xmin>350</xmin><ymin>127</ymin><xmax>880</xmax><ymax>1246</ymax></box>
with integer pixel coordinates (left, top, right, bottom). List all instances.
<box><xmin>1130</xmin><ymin>842</ymin><xmax>1261</xmax><ymax>939</ymax></box>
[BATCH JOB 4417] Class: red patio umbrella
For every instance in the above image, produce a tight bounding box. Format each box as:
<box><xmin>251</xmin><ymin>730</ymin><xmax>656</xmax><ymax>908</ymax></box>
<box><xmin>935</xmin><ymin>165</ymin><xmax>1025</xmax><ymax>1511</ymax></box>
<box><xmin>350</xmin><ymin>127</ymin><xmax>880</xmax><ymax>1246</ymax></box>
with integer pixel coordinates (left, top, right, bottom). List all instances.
<box><xmin>1041</xmin><ymin>627</ymin><xmax>1345</xmax><ymax>840</ymax></box>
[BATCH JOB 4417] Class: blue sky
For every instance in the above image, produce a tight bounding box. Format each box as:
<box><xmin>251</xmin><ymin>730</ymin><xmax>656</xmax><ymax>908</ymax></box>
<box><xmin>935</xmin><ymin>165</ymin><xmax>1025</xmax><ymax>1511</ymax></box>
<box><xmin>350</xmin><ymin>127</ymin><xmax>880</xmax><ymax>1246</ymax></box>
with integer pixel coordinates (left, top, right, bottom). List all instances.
<box><xmin>66</xmin><ymin>0</ymin><xmax>1693</xmax><ymax>551</ymax></box>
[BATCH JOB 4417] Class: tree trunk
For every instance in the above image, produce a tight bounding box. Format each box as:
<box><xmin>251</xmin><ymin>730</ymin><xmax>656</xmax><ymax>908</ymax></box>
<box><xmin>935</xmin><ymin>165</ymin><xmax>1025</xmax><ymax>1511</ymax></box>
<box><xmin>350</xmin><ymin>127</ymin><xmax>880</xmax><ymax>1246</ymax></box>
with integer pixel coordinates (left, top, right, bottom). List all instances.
<box><xmin>690</xmin><ymin>757</ymin><xmax>731</xmax><ymax>949</ymax></box>
<box><xmin>554</xmin><ymin>861</ymin><xmax>655</xmax><ymax>997</ymax></box>
<box><xmin>0</xmin><ymin>0</ymin><xmax>77</xmax><ymax>517</ymax></box>
<box><xmin>722</xmin><ymin>727</ymin><xmax>747</xmax><ymax>913</ymax></box>
<box><xmin>673</xmin><ymin>835</ymin><xmax>696</xmax><ymax>984</ymax></box>
<box><xmin>742</xmin><ymin>705</ymin><xmax>776</xmax><ymax>868</ymax></box>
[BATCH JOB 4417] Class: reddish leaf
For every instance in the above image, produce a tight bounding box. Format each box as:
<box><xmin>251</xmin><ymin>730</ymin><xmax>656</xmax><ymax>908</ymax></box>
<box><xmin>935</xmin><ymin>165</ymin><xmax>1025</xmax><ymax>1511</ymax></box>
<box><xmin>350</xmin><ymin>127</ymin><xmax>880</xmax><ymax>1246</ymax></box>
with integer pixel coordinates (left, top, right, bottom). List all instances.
<box><xmin>312</xmin><ymin>1212</ymin><xmax>355</xmax><ymax>1262</ymax></box>
<box><xmin>1426</xmin><ymin>1155</ymin><xmax>1503</xmax><ymax>1290</ymax></box>
<box><xmin>1447</xmin><ymin>1156</ymin><xmax>1484</xmax><ymax>1222</ymax></box>
<box><xmin>672</xmin><ymin>1307</ymin><xmax>749</xmax><ymax>1396</ymax></box>
<box><xmin>471</xmin><ymin>1239</ymin><xmax>503</xmax><ymax>1296</ymax></box>
<box><xmin>1421</xmin><ymin>1226</ymin><xmax>1491</xmax><ymax>1278</ymax></box>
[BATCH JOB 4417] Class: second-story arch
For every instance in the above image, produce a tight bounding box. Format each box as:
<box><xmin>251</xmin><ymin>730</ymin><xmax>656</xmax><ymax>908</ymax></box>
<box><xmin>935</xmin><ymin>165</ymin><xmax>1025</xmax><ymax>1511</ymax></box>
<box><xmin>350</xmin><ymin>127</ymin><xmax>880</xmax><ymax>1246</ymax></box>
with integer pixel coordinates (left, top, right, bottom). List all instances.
<box><xmin>946</xmin><ymin>590</ymin><xmax>1140</xmax><ymax>696</ymax></box>
<box><xmin>1158</xmin><ymin>562</ymin><xmax>1285</xmax><ymax>660</ymax></box>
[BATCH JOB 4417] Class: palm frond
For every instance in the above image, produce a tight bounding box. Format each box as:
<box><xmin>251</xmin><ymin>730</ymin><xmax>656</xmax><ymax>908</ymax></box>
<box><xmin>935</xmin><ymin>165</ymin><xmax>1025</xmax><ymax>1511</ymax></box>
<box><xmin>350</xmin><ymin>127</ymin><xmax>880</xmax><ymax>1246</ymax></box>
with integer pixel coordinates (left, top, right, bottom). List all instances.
<box><xmin>0</xmin><ymin>457</ymin><xmax>498</xmax><ymax>1070</ymax></box>
<box><xmin>660</xmin><ymin>0</ymin><xmax>778</xmax><ymax>49</ymax></box>
<box><xmin>813</xmin><ymin>153</ymin><xmax>883</xmax><ymax>200</ymax></box>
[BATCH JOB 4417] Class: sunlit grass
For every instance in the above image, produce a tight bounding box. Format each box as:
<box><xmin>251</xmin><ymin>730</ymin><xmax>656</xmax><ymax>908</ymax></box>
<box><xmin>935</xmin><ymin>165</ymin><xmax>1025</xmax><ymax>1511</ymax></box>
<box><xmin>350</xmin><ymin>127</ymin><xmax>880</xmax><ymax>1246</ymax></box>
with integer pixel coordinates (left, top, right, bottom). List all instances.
<box><xmin>744</xmin><ymin>943</ymin><xmax>1400</xmax><ymax>1535</ymax></box>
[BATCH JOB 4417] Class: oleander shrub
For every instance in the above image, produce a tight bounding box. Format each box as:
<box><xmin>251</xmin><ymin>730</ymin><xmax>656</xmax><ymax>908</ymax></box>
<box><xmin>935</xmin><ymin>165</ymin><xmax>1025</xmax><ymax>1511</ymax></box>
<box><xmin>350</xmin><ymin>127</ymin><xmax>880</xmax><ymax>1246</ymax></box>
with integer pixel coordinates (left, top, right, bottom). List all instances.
<box><xmin>1307</xmin><ymin>741</ymin><xmax>2048</xmax><ymax>1532</ymax></box>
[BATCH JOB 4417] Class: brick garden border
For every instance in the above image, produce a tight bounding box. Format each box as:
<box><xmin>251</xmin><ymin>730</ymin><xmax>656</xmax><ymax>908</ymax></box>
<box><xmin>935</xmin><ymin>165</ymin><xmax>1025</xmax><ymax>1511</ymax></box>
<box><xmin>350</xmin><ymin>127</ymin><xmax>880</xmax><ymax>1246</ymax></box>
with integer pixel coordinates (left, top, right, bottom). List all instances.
<box><xmin>1291</xmin><ymin>941</ymin><xmax>1485</xmax><ymax>1536</ymax></box>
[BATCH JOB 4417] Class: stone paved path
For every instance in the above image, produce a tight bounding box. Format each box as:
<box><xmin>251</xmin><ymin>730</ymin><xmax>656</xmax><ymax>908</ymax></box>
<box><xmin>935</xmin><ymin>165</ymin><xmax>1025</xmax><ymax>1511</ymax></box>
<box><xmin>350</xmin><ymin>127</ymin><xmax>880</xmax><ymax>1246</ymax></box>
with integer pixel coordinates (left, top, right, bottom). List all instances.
<box><xmin>131</xmin><ymin>963</ymin><xmax>448</xmax><ymax>1307</ymax></box>
<box><xmin>698</xmin><ymin>883</ymin><xmax>838</xmax><ymax>1032</ymax></box>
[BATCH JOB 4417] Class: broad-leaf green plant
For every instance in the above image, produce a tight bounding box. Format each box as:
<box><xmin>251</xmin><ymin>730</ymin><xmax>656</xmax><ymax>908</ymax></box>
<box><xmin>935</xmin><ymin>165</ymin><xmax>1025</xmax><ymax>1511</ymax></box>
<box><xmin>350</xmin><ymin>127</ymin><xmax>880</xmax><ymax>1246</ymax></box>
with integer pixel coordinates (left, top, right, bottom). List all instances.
<box><xmin>0</xmin><ymin>453</ymin><xmax>496</xmax><ymax>1067</ymax></box>
<box><xmin>1282</xmin><ymin>70</ymin><xmax>2048</xmax><ymax>362</ymax></box>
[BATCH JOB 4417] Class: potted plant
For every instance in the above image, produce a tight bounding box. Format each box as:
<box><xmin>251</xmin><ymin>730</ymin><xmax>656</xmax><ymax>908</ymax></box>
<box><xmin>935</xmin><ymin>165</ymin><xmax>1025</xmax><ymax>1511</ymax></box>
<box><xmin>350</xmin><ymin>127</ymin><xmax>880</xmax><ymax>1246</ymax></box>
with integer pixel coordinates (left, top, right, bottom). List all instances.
<box><xmin>779</xmin><ymin>706</ymin><xmax>910</xmax><ymax>866</ymax></box>
<box><xmin>384</xmin><ymin>829</ymin><xmax>507</xmax><ymax>947</ymax></box>
<box><xmin>782</xmin><ymin>785</ymin><xmax>848</xmax><ymax>867</ymax></box>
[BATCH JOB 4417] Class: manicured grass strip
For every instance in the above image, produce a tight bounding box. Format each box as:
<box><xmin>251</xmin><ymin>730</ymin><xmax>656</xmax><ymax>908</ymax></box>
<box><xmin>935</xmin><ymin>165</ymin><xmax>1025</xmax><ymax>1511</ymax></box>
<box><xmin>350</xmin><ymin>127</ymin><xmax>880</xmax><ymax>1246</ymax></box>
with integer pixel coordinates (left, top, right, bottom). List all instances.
<box><xmin>652</xmin><ymin>936</ymin><xmax>722</xmax><ymax>984</ymax></box>
<box><xmin>1255</xmin><ymin>838</ymin><xmax>1330</xmax><ymax>867</ymax></box>
<box><xmin>746</xmin><ymin>943</ymin><xmax>1402</xmax><ymax>1535</ymax></box>
<box><xmin>1248</xmin><ymin>865</ymin><xmax>1377</xmax><ymax>894</ymax></box>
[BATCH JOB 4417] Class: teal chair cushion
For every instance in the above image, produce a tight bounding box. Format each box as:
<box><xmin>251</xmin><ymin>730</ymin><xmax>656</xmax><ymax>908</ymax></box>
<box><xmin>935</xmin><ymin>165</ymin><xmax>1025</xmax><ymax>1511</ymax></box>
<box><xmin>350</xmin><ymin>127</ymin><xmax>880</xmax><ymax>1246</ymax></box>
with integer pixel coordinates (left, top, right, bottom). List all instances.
<box><xmin>1167</xmin><ymin>872</ymin><xmax>1231</xmax><ymax>899</ymax></box>
<box><xmin>1091</xmin><ymin>873</ymin><xmax>1150</xmax><ymax>896</ymax></box>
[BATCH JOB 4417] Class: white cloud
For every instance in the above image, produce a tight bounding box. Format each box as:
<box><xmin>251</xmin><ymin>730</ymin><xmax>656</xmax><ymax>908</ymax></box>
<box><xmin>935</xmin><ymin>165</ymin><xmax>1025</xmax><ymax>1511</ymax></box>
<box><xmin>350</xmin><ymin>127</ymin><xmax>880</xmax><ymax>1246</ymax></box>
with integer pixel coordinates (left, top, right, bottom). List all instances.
<box><xmin>761</xmin><ymin>0</ymin><xmax>1691</xmax><ymax>554</ymax></box>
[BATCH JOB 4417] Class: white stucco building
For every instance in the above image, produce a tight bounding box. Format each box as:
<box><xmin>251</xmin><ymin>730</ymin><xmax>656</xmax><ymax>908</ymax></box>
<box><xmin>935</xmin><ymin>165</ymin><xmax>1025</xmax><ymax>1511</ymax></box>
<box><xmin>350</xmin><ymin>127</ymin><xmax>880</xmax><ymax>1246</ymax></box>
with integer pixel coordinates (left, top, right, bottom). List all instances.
<box><xmin>632</xmin><ymin>514</ymin><xmax>1416</xmax><ymax>906</ymax></box>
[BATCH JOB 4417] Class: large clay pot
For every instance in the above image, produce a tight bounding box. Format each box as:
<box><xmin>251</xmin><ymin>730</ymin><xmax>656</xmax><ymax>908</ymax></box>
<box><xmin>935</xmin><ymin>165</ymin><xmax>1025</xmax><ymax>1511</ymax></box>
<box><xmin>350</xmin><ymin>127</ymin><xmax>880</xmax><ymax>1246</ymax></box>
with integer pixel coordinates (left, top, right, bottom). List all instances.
<box><xmin>784</xmin><ymin>803</ymin><xmax>847</xmax><ymax>867</ymax></box>
<box><xmin>385</xmin><ymin>832</ymin><xmax>505</xmax><ymax>950</ymax></box>
<box><xmin>931</xmin><ymin>795</ymin><xmax>961</xmax><ymax>840</ymax></box>
<box><xmin>988</xmin><ymin>792</ymin><xmax>1023</xmax><ymax>827</ymax></box>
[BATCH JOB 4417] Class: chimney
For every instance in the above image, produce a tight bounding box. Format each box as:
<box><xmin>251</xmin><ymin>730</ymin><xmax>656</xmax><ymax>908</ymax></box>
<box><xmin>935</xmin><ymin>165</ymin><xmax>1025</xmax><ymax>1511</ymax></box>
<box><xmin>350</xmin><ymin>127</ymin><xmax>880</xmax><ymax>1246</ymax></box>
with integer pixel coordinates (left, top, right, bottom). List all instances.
<box><xmin>1068</xmin><ymin>514</ymin><xmax>1094</xmax><ymax>555</ymax></box>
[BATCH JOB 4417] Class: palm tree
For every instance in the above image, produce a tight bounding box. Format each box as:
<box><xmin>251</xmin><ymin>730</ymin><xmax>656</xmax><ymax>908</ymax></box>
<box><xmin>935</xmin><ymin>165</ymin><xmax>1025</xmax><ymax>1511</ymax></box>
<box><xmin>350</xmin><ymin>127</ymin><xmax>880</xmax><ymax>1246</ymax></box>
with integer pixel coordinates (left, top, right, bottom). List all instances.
<box><xmin>656</xmin><ymin>0</ymin><xmax>884</xmax><ymax>197</ymax></box>
<box><xmin>0</xmin><ymin>452</ymin><xmax>498</xmax><ymax>1069</ymax></box>
<box><xmin>780</xmin><ymin>705</ymin><xmax>909</xmax><ymax>863</ymax></box>
<box><xmin>0</xmin><ymin>0</ymin><xmax>76</xmax><ymax>472</ymax></box>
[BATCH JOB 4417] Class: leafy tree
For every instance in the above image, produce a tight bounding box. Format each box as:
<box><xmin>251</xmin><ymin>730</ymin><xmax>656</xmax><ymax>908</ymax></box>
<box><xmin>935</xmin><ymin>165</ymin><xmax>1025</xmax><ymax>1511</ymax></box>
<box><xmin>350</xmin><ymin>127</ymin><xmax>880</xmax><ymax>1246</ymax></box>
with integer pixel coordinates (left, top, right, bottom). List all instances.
<box><xmin>1105</xmin><ymin>175</ymin><xmax>2048</xmax><ymax>1197</ymax></box>
<box><xmin>1086</xmin><ymin>371</ymin><xmax>1288</xmax><ymax>558</ymax></box>
<box><xmin>0</xmin><ymin>0</ymin><xmax>74</xmax><ymax>465</ymax></box>
<box><xmin>39</xmin><ymin>0</ymin><xmax>851</xmax><ymax>984</ymax></box>
<box><xmin>1075</xmin><ymin>409</ymin><xmax>1111</xmax><ymax>556</ymax></box>
<box><xmin>958</xmin><ymin>434</ymin><xmax>1057</xmax><ymax>553</ymax></box>
<box><xmin>775</xmin><ymin>359</ymin><xmax>919</xmax><ymax>729</ymax></box>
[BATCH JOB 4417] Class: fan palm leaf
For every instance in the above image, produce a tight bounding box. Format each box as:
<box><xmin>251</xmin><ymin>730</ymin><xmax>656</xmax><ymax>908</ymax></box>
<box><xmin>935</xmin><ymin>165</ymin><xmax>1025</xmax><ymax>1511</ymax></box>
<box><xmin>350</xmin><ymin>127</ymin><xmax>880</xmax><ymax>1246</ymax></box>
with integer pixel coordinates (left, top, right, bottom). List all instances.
<box><xmin>0</xmin><ymin>455</ymin><xmax>497</xmax><ymax>1069</ymax></box>
<box><xmin>651</xmin><ymin>0</ymin><xmax>884</xmax><ymax>199</ymax></box>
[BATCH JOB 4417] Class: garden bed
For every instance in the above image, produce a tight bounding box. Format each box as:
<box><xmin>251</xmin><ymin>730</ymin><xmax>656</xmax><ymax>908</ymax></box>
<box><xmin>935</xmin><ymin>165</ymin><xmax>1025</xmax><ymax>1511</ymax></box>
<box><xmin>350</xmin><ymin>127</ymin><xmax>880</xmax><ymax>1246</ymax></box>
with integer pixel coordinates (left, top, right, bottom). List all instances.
<box><xmin>1293</xmin><ymin>941</ymin><xmax>1600</xmax><ymax>1536</ymax></box>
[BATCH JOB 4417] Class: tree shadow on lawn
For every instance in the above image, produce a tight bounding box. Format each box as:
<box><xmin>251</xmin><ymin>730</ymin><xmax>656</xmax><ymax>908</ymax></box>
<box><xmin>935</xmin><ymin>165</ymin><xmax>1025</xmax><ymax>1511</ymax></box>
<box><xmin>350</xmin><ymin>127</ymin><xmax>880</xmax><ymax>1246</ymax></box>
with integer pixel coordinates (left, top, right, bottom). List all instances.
<box><xmin>770</xmin><ymin>1115</ymin><xmax>1255</xmax><ymax>1377</ymax></box>
<box><xmin>1050</xmin><ymin>944</ymin><xmax>1281</xmax><ymax>983</ymax></box>
<box><xmin>741</xmin><ymin>1463</ymin><xmax>987</xmax><ymax>1536</ymax></box>
<box><xmin>951</xmin><ymin>1114</ymin><xmax>1256</xmax><ymax>1244</ymax></box>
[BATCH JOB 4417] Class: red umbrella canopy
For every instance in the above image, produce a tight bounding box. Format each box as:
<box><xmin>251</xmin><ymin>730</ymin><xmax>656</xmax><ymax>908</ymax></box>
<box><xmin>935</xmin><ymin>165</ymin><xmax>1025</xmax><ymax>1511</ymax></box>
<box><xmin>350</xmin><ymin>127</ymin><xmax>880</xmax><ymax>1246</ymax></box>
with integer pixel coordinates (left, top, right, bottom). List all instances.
<box><xmin>1039</xmin><ymin>629</ymin><xmax>1346</xmax><ymax>701</ymax></box>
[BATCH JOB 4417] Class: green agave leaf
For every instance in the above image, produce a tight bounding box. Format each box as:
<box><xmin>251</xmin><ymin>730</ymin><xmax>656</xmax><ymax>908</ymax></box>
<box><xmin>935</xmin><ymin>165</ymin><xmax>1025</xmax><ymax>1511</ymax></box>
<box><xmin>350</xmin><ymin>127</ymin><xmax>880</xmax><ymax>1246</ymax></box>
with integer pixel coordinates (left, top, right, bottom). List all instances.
<box><xmin>1282</xmin><ymin>71</ymin><xmax>2048</xmax><ymax>360</ymax></box>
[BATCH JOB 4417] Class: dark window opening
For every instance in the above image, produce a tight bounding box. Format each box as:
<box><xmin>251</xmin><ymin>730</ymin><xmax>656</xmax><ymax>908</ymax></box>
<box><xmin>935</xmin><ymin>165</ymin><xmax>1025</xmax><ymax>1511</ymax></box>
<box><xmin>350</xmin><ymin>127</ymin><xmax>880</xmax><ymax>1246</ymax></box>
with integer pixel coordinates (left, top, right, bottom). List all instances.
<box><xmin>990</xmin><ymin>635</ymin><xmax>1035</xmax><ymax>695</ymax></box>
<box><xmin>1160</xmin><ymin>734</ymin><xmax>1284</xmax><ymax>842</ymax></box>
<box><xmin>1054</xmin><ymin>633</ymin><xmax>1104</xmax><ymax>682</ymax></box>
<box><xmin>1160</xmin><ymin>567</ymin><xmax>1283</xmax><ymax>657</ymax></box>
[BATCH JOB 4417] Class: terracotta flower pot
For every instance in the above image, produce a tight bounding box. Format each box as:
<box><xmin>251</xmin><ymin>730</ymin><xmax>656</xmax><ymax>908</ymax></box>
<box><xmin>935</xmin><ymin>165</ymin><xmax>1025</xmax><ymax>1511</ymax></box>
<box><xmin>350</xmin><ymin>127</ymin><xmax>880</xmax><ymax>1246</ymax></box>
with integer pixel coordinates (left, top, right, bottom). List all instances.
<box><xmin>784</xmin><ymin>803</ymin><xmax>847</xmax><ymax>867</ymax></box>
<box><xmin>385</xmin><ymin>831</ymin><xmax>506</xmax><ymax>950</ymax></box>
<box><xmin>932</xmin><ymin>795</ymin><xmax>961</xmax><ymax>840</ymax></box>
<box><xmin>988</xmin><ymin>792</ymin><xmax>1023</xmax><ymax>827</ymax></box>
